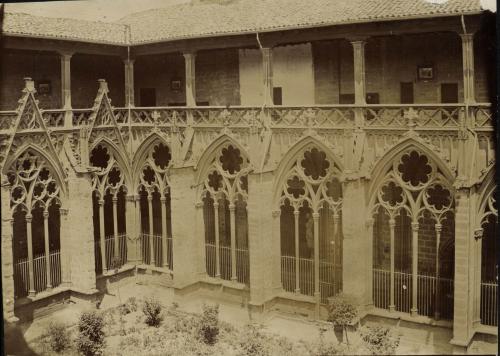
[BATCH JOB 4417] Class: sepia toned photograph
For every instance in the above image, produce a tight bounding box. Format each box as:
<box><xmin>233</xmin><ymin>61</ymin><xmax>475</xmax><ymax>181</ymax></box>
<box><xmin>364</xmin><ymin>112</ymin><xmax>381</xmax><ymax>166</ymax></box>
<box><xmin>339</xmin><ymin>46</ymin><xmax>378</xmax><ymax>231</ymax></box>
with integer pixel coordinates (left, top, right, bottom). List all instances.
<box><xmin>0</xmin><ymin>0</ymin><xmax>497</xmax><ymax>354</ymax></box>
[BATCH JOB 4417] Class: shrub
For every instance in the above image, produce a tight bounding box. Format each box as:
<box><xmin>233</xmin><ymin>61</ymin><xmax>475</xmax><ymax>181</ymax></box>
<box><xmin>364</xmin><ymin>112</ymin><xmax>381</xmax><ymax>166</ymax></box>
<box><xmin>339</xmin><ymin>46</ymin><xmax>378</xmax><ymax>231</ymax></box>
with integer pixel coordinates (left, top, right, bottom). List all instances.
<box><xmin>76</xmin><ymin>311</ymin><xmax>105</xmax><ymax>356</ymax></box>
<box><xmin>198</xmin><ymin>304</ymin><xmax>219</xmax><ymax>345</ymax></box>
<box><xmin>118</xmin><ymin>297</ymin><xmax>137</xmax><ymax>316</ymax></box>
<box><xmin>238</xmin><ymin>324</ymin><xmax>266</xmax><ymax>356</ymax></box>
<box><xmin>45</xmin><ymin>321</ymin><xmax>71</xmax><ymax>353</ymax></box>
<box><xmin>327</xmin><ymin>294</ymin><xmax>358</xmax><ymax>345</ymax></box>
<box><xmin>142</xmin><ymin>297</ymin><xmax>163</xmax><ymax>327</ymax></box>
<box><xmin>360</xmin><ymin>325</ymin><xmax>400</xmax><ymax>355</ymax></box>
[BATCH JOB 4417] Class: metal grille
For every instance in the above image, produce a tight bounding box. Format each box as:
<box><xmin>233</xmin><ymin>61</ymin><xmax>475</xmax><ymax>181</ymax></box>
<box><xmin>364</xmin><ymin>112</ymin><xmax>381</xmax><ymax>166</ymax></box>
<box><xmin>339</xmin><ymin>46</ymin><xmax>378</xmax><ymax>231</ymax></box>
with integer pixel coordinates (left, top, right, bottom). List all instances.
<box><xmin>13</xmin><ymin>250</ymin><xmax>62</xmax><ymax>298</ymax></box>
<box><xmin>481</xmin><ymin>281</ymin><xmax>498</xmax><ymax>326</ymax></box>
<box><xmin>205</xmin><ymin>243</ymin><xmax>249</xmax><ymax>285</ymax></box>
<box><xmin>94</xmin><ymin>234</ymin><xmax>127</xmax><ymax>274</ymax></box>
<box><xmin>139</xmin><ymin>233</ymin><xmax>172</xmax><ymax>269</ymax></box>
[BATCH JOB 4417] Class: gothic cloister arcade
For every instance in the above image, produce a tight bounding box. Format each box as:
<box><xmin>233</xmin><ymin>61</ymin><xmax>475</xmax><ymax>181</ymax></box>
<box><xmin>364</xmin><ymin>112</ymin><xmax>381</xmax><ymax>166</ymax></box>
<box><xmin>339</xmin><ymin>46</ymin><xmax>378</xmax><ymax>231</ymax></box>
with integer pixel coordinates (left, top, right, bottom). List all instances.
<box><xmin>276</xmin><ymin>145</ymin><xmax>343</xmax><ymax>305</ymax></box>
<box><xmin>7</xmin><ymin>148</ymin><xmax>64</xmax><ymax>298</ymax></box>
<box><xmin>199</xmin><ymin>141</ymin><xmax>251</xmax><ymax>285</ymax></box>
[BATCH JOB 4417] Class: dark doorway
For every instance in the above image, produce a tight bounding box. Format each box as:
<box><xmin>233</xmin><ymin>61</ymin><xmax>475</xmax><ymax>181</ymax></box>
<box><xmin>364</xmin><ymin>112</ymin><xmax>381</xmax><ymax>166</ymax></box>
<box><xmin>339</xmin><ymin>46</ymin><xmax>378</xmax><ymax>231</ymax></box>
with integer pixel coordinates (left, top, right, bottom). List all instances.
<box><xmin>440</xmin><ymin>83</ymin><xmax>458</xmax><ymax>103</ymax></box>
<box><xmin>400</xmin><ymin>82</ymin><xmax>414</xmax><ymax>104</ymax></box>
<box><xmin>273</xmin><ymin>87</ymin><xmax>283</xmax><ymax>105</ymax></box>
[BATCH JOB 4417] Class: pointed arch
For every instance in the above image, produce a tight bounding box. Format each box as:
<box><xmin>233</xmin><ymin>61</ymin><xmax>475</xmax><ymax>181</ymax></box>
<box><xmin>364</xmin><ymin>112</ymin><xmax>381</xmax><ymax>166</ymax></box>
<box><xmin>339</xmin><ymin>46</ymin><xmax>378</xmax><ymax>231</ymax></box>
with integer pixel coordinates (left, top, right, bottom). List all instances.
<box><xmin>3</xmin><ymin>143</ymin><xmax>67</xmax><ymax>199</ymax></box>
<box><xmin>194</xmin><ymin>134</ymin><xmax>251</xmax><ymax>187</ymax></box>
<box><xmin>367</xmin><ymin>138</ymin><xmax>455</xmax><ymax>213</ymax></box>
<box><xmin>477</xmin><ymin>164</ymin><xmax>496</xmax><ymax>221</ymax></box>
<box><xmin>272</xmin><ymin>135</ymin><xmax>343</xmax><ymax>208</ymax></box>
<box><xmin>132</xmin><ymin>133</ymin><xmax>171</xmax><ymax>189</ymax></box>
<box><xmin>90</xmin><ymin>136</ymin><xmax>132</xmax><ymax>187</ymax></box>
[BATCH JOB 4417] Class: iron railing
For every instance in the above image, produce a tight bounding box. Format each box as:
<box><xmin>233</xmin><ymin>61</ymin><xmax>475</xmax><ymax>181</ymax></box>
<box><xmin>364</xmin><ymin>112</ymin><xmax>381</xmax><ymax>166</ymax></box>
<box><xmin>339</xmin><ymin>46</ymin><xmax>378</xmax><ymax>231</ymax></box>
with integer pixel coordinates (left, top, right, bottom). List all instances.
<box><xmin>94</xmin><ymin>234</ymin><xmax>128</xmax><ymax>274</ymax></box>
<box><xmin>139</xmin><ymin>233</ymin><xmax>173</xmax><ymax>270</ymax></box>
<box><xmin>205</xmin><ymin>243</ymin><xmax>249</xmax><ymax>285</ymax></box>
<box><xmin>13</xmin><ymin>250</ymin><xmax>62</xmax><ymax>298</ymax></box>
<box><xmin>372</xmin><ymin>268</ymin><xmax>454</xmax><ymax>320</ymax></box>
<box><xmin>480</xmin><ymin>280</ymin><xmax>498</xmax><ymax>326</ymax></box>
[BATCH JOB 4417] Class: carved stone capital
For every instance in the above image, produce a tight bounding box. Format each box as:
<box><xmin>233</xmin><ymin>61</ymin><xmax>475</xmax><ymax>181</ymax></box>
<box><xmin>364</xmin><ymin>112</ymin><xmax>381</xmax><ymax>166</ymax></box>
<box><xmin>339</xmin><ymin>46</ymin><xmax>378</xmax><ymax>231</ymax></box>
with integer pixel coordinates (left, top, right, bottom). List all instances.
<box><xmin>474</xmin><ymin>228</ymin><xmax>484</xmax><ymax>240</ymax></box>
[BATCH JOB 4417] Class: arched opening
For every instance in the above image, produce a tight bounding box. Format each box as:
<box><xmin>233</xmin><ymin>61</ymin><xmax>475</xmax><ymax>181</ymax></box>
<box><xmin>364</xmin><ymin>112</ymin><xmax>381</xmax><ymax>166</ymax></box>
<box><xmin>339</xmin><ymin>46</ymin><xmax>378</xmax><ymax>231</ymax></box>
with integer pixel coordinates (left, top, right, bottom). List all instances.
<box><xmin>136</xmin><ymin>142</ymin><xmax>173</xmax><ymax>270</ymax></box>
<box><xmin>278</xmin><ymin>147</ymin><xmax>343</xmax><ymax>303</ymax></box>
<box><xmin>201</xmin><ymin>144</ymin><xmax>250</xmax><ymax>285</ymax></box>
<box><xmin>90</xmin><ymin>144</ymin><xmax>128</xmax><ymax>274</ymax></box>
<box><xmin>479</xmin><ymin>188</ymin><xmax>498</xmax><ymax>326</ymax></box>
<box><xmin>371</xmin><ymin>149</ymin><xmax>455</xmax><ymax>320</ymax></box>
<box><xmin>8</xmin><ymin>150</ymin><xmax>63</xmax><ymax>298</ymax></box>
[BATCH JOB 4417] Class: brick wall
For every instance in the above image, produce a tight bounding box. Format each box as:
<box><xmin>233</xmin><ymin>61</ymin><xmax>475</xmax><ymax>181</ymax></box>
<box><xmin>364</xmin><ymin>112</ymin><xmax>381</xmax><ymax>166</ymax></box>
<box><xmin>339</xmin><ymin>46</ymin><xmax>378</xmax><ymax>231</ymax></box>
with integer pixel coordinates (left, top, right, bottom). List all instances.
<box><xmin>0</xmin><ymin>49</ymin><xmax>61</xmax><ymax>110</ymax></box>
<box><xmin>313</xmin><ymin>32</ymin><xmax>492</xmax><ymax>104</ymax></box>
<box><xmin>71</xmin><ymin>53</ymin><xmax>124</xmax><ymax>108</ymax></box>
<box><xmin>134</xmin><ymin>53</ymin><xmax>186</xmax><ymax>106</ymax></box>
<box><xmin>196</xmin><ymin>48</ymin><xmax>241</xmax><ymax>106</ymax></box>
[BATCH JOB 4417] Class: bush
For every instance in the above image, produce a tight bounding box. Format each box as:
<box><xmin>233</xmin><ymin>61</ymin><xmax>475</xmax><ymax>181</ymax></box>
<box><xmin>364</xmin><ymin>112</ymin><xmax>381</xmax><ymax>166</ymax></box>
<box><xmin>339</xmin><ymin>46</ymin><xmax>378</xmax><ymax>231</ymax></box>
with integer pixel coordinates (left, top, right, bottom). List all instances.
<box><xmin>239</xmin><ymin>324</ymin><xmax>266</xmax><ymax>356</ymax></box>
<box><xmin>118</xmin><ymin>297</ymin><xmax>138</xmax><ymax>315</ymax></box>
<box><xmin>327</xmin><ymin>294</ymin><xmax>358</xmax><ymax>345</ymax></box>
<box><xmin>198</xmin><ymin>304</ymin><xmax>219</xmax><ymax>345</ymax></box>
<box><xmin>360</xmin><ymin>325</ymin><xmax>400</xmax><ymax>355</ymax></box>
<box><xmin>142</xmin><ymin>297</ymin><xmax>163</xmax><ymax>327</ymax></box>
<box><xmin>45</xmin><ymin>321</ymin><xmax>71</xmax><ymax>353</ymax></box>
<box><xmin>76</xmin><ymin>311</ymin><xmax>105</xmax><ymax>356</ymax></box>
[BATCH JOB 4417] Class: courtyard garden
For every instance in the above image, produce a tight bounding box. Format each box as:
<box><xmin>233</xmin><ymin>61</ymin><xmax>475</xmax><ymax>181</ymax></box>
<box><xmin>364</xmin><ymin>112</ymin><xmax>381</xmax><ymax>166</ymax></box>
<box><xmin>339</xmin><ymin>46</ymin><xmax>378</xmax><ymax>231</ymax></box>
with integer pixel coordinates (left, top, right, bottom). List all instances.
<box><xmin>30</xmin><ymin>294</ymin><xmax>401</xmax><ymax>356</ymax></box>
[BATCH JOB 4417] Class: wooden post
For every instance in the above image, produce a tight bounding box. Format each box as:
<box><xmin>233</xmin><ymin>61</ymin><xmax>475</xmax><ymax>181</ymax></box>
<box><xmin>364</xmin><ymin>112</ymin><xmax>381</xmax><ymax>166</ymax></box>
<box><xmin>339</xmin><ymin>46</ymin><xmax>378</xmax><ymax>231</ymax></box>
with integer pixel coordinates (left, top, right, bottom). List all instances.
<box><xmin>123</xmin><ymin>58</ymin><xmax>135</xmax><ymax>107</ymax></box>
<box><xmin>460</xmin><ymin>33</ymin><xmax>475</xmax><ymax>105</ymax></box>
<box><xmin>351</xmin><ymin>40</ymin><xmax>366</xmax><ymax>105</ymax></box>
<box><xmin>261</xmin><ymin>47</ymin><xmax>274</xmax><ymax>105</ymax></box>
<box><xmin>184</xmin><ymin>52</ymin><xmax>197</xmax><ymax>107</ymax></box>
<box><xmin>59</xmin><ymin>51</ymin><xmax>73</xmax><ymax>128</ymax></box>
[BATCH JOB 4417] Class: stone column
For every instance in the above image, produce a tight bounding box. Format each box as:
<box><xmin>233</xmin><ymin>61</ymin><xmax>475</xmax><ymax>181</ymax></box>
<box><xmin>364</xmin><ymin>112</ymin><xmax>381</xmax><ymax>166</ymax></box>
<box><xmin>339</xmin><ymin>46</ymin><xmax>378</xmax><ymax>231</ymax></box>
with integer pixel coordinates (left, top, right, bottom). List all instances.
<box><xmin>59</xmin><ymin>51</ymin><xmax>73</xmax><ymax>128</ymax></box>
<box><xmin>451</xmin><ymin>189</ymin><xmax>475</xmax><ymax>350</ymax></box>
<box><xmin>365</xmin><ymin>218</ymin><xmax>374</xmax><ymax>307</ymax></box>
<box><xmin>460</xmin><ymin>33</ymin><xmax>475</xmax><ymax>105</ymax></box>
<box><xmin>1</xmin><ymin>179</ymin><xmax>17</xmax><ymax>321</ymax></box>
<box><xmin>214</xmin><ymin>200</ymin><xmax>221</xmax><ymax>278</ymax></box>
<box><xmin>43</xmin><ymin>210</ymin><xmax>52</xmax><ymax>289</ymax></box>
<box><xmin>64</xmin><ymin>171</ymin><xmax>97</xmax><ymax>292</ymax></box>
<box><xmin>112</xmin><ymin>196</ymin><xmax>119</xmax><ymax>262</ymax></box>
<box><xmin>125</xmin><ymin>195</ymin><xmax>138</xmax><ymax>264</ymax></box>
<box><xmin>410</xmin><ymin>221</ymin><xmax>419</xmax><ymax>316</ymax></box>
<box><xmin>434</xmin><ymin>223</ymin><xmax>442</xmax><ymax>320</ymax></box>
<box><xmin>26</xmin><ymin>213</ymin><xmax>35</xmax><ymax>297</ymax></box>
<box><xmin>147</xmin><ymin>195</ymin><xmax>155</xmax><ymax>265</ymax></box>
<box><xmin>135</xmin><ymin>195</ymin><xmax>142</xmax><ymax>262</ymax></box>
<box><xmin>294</xmin><ymin>209</ymin><xmax>300</xmax><ymax>293</ymax></box>
<box><xmin>261</xmin><ymin>47</ymin><xmax>274</xmax><ymax>105</ymax></box>
<box><xmin>342</xmin><ymin>178</ymin><xmax>370</xmax><ymax>305</ymax></box>
<box><xmin>59</xmin><ymin>208</ymin><xmax>71</xmax><ymax>285</ymax></box>
<box><xmin>183</xmin><ymin>52</ymin><xmax>197</xmax><ymax>107</ymax></box>
<box><xmin>229</xmin><ymin>202</ymin><xmax>237</xmax><ymax>281</ymax></box>
<box><xmin>313</xmin><ymin>212</ymin><xmax>320</xmax><ymax>318</ymax></box>
<box><xmin>160</xmin><ymin>196</ymin><xmax>169</xmax><ymax>268</ymax></box>
<box><xmin>389</xmin><ymin>218</ymin><xmax>396</xmax><ymax>311</ymax></box>
<box><xmin>98</xmin><ymin>199</ymin><xmax>106</xmax><ymax>272</ymax></box>
<box><xmin>170</xmin><ymin>167</ymin><xmax>204</xmax><ymax>289</ymax></box>
<box><xmin>123</xmin><ymin>58</ymin><xmax>135</xmax><ymax>107</ymax></box>
<box><xmin>247</xmin><ymin>172</ymin><xmax>281</xmax><ymax>308</ymax></box>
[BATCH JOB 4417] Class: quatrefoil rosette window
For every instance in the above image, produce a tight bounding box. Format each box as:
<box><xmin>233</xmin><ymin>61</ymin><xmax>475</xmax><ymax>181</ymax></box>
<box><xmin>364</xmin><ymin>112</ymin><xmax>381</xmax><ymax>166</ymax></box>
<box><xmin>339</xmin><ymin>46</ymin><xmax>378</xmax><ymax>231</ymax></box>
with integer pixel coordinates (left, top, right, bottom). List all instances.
<box><xmin>278</xmin><ymin>148</ymin><xmax>343</xmax><ymax>214</ymax></box>
<box><xmin>90</xmin><ymin>144</ymin><xmax>127</xmax><ymax>198</ymax></box>
<box><xmin>138</xmin><ymin>143</ymin><xmax>171</xmax><ymax>196</ymax></box>
<box><xmin>200</xmin><ymin>145</ymin><xmax>251</xmax><ymax>203</ymax></box>
<box><xmin>7</xmin><ymin>150</ymin><xmax>62</xmax><ymax>213</ymax></box>
<box><xmin>372</xmin><ymin>150</ymin><xmax>454</xmax><ymax>224</ymax></box>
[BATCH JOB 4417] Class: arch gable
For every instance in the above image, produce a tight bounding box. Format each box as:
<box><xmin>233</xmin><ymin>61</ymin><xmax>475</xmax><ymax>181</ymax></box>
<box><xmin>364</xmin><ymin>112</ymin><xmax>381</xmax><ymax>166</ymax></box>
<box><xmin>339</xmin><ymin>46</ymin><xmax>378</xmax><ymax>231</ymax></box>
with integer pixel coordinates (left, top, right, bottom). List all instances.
<box><xmin>3</xmin><ymin>143</ymin><xmax>67</xmax><ymax>198</ymax></box>
<box><xmin>132</xmin><ymin>133</ymin><xmax>171</xmax><ymax>188</ymax></box>
<box><xmin>90</xmin><ymin>137</ymin><xmax>132</xmax><ymax>186</ymax></box>
<box><xmin>194</xmin><ymin>134</ymin><xmax>250</xmax><ymax>185</ymax></box>
<box><xmin>272</xmin><ymin>135</ymin><xmax>343</xmax><ymax>206</ymax></box>
<box><xmin>367</xmin><ymin>138</ymin><xmax>455</xmax><ymax>211</ymax></box>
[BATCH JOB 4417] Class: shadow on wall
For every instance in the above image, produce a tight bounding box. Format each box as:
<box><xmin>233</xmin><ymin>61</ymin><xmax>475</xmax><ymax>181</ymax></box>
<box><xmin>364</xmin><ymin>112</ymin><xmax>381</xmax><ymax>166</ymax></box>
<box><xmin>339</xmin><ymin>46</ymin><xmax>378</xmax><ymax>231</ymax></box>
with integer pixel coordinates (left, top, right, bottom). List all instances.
<box><xmin>3</xmin><ymin>319</ymin><xmax>37</xmax><ymax>356</ymax></box>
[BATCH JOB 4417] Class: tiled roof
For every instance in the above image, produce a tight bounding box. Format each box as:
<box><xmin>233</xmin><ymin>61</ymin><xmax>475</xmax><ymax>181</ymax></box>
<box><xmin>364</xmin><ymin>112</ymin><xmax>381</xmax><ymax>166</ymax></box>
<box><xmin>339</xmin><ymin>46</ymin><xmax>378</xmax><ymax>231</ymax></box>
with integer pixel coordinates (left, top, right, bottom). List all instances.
<box><xmin>2</xmin><ymin>0</ymin><xmax>484</xmax><ymax>46</ymax></box>
<box><xmin>2</xmin><ymin>12</ymin><xmax>128</xmax><ymax>45</ymax></box>
<box><xmin>121</xmin><ymin>0</ymin><xmax>483</xmax><ymax>44</ymax></box>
